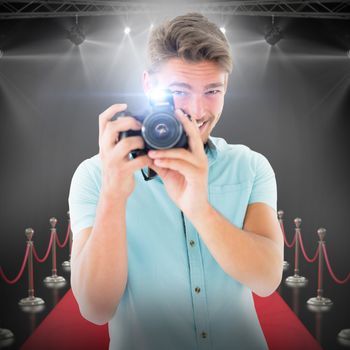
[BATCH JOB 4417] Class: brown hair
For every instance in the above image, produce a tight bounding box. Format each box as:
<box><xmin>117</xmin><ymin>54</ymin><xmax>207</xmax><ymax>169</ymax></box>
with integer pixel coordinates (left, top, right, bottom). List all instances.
<box><xmin>147</xmin><ymin>13</ymin><xmax>233</xmax><ymax>74</ymax></box>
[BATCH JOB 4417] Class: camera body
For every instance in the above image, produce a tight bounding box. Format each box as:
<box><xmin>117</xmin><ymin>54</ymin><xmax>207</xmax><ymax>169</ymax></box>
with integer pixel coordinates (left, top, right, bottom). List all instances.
<box><xmin>119</xmin><ymin>89</ymin><xmax>189</xmax><ymax>158</ymax></box>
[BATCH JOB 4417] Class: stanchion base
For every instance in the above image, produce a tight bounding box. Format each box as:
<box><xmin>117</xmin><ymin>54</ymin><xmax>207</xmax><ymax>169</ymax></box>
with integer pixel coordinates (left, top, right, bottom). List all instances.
<box><xmin>307</xmin><ymin>296</ymin><xmax>333</xmax><ymax>306</ymax></box>
<box><xmin>45</xmin><ymin>280</ymin><xmax>67</xmax><ymax>289</ymax></box>
<box><xmin>306</xmin><ymin>296</ymin><xmax>333</xmax><ymax>312</ymax></box>
<box><xmin>62</xmin><ymin>260</ymin><xmax>71</xmax><ymax>267</ymax></box>
<box><xmin>283</xmin><ymin>261</ymin><xmax>289</xmax><ymax>271</ymax></box>
<box><xmin>0</xmin><ymin>328</ymin><xmax>14</xmax><ymax>340</ymax></box>
<box><xmin>44</xmin><ymin>275</ymin><xmax>66</xmax><ymax>284</ymax></box>
<box><xmin>0</xmin><ymin>328</ymin><xmax>14</xmax><ymax>347</ymax></box>
<box><xmin>62</xmin><ymin>264</ymin><xmax>71</xmax><ymax>273</ymax></box>
<box><xmin>18</xmin><ymin>296</ymin><xmax>45</xmax><ymax>307</ymax></box>
<box><xmin>338</xmin><ymin>329</ymin><xmax>350</xmax><ymax>347</ymax></box>
<box><xmin>285</xmin><ymin>275</ymin><xmax>308</xmax><ymax>287</ymax></box>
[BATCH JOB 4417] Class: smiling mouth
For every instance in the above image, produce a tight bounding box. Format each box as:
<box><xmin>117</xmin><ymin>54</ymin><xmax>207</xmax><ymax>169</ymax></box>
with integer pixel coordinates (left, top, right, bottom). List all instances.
<box><xmin>197</xmin><ymin>121</ymin><xmax>208</xmax><ymax>130</ymax></box>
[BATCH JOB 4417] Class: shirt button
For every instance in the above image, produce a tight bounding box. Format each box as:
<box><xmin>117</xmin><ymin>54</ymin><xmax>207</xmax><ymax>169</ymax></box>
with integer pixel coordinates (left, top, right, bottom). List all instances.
<box><xmin>201</xmin><ymin>332</ymin><xmax>207</xmax><ymax>339</ymax></box>
<box><xmin>195</xmin><ymin>287</ymin><xmax>201</xmax><ymax>293</ymax></box>
<box><xmin>189</xmin><ymin>240</ymin><xmax>195</xmax><ymax>247</ymax></box>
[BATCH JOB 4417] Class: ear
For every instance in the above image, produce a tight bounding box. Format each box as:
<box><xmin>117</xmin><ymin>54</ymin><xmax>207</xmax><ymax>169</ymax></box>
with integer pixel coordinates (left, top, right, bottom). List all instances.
<box><xmin>143</xmin><ymin>70</ymin><xmax>152</xmax><ymax>96</ymax></box>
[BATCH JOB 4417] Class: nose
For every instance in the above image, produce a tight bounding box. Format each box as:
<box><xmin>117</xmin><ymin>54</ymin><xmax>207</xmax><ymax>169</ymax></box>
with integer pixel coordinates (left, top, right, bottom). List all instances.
<box><xmin>188</xmin><ymin>94</ymin><xmax>205</xmax><ymax>121</ymax></box>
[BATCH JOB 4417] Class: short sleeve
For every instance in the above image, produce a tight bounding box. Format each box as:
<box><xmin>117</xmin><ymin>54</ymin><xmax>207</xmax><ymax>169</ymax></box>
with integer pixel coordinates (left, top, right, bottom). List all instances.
<box><xmin>248</xmin><ymin>152</ymin><xmax>277</xmax><ymax>211</ymax></box>
<box><xmin>68</xmin><ymin>160</ymin><xmax>100</xmax><ymax>237</ymax></box>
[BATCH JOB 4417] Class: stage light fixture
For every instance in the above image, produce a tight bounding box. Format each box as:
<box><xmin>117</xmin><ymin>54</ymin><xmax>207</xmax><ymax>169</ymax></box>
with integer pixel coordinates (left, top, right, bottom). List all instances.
<box><xmin>124</xmin><ymin>27</ymin><xmax>131</xmax><ymax>35</ymax></box>
<box><xmin>265</xmin><ymin>16</ymin><xmax>283</xmax><ymax>46</ymax></box>
<box><xmin>67</xmin><ymin>15</ymin><xmax>85</xmax><ymax>45</ymax></box>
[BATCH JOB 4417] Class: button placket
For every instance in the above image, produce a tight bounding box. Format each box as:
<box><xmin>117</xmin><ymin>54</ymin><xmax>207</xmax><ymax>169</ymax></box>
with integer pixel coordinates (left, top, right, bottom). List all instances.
<box><xmin>181</xmin><ymin>212</ymin><xmax>212</xmax><ymax>349</ymax></box>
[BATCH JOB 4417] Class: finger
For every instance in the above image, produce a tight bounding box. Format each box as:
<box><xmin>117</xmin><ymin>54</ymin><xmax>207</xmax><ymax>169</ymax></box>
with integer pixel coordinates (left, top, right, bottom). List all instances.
<box><xmin>111</xmin><ymin>136</ymin><xmax>145</xmax><ymax>159</ymax></box>
<box><xmin>153</xmin><ymin>158</ymin><xmax>194</xmax><ymax>177</ymax></box>
<box><xmin>175</xmin><ymin>109</ymin><xmax>203</xmax><ymax>155</ymax></box>
<box><xmin>102</xmin><ymin>117</ymin><xmax>142</xmax><ymax>150</ymax></box>
<box><xmin>126</xmin><ymin>155</ymin><xmax>154</xmax><ymax>173</ymax></box>
<box><xmin>148</xmin><ymin>162</ymin><xmax>169</xmax><ymax>179</ymax></box>
<box><xmin>148</xmin><ymin>148</ymin><xmax>196</xmax><ymax>165</ymax></box>
<box><xmin>98</xmin><ymin>103</ymin><xmax>127</xmax><ymax>140</ymax></box>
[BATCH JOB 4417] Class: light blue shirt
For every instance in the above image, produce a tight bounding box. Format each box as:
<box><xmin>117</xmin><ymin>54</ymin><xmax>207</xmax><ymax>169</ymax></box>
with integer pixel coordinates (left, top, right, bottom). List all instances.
<box><xmin>68</xmin><ymin>136</ymin><xmax>277</xmax><ymax>350</ymax></box>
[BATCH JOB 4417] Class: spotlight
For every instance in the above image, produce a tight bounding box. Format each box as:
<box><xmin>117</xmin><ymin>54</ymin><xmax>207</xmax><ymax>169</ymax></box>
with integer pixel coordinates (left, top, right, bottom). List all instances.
<box><xmin>67</xmin><ymin>16</ymin><xmax>85</xmax><ymax>45</ymax></box>
<box><xmin>67</xmin><ymin>24</ymin><xmax>85</xmax><ymax>45</ymax></box>
<box><xmin>265</xmin><ymin>16</ymin><xmax>283</xmax><ymax>46</ymax></box>
<box><xmin>220</xmin><ymin>27</ymin><xmax>226</xmax><ymax>35</ymax></box>
<box><xmin>124</xmin><ymin>27</ymin><xmax>131</xmax><ymax>35</ymax></box>
<box><xmin>265</xmin><ymin>25</ymin><xmax>283</xmax><ymax>45</ymax></box>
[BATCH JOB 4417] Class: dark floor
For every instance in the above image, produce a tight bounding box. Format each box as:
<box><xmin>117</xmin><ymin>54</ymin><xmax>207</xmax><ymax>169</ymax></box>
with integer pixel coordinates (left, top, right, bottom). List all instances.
<box><xmin>1</xmin><ymin>239</ymin><xmax>349</xmax><ymax>350</ymax></box>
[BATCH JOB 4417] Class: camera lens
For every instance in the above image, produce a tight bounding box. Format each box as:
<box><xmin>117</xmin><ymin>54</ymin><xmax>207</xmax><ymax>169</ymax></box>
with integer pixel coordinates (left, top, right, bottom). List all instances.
<box><xmin>154</xmin><ymin>123</ymin><xmax>169</xmax><ymax>138</ymax></box>
<box><xmin>142</xmin><ymin>112</ymin><xmax>183</xmax><ymax>149</ymax></box>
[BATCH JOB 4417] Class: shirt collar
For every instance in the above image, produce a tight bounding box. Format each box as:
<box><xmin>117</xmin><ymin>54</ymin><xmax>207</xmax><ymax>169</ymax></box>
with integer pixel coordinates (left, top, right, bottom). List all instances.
<box><xmin>205</xmin><ymin>135</ymin><xmax>218</xmax><ymax>167</ymax></box>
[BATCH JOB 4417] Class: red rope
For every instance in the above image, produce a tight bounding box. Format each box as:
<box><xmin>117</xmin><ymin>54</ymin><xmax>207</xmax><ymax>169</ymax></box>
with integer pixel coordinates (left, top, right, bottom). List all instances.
<box><xmin>322</xmin><ymin>245</ymin><xmax>350</xmax><ymax>284</ymax></box>
<box><xmin>0</xmin><ymin>244</ymin><xmax>30</xmax><ymax>284</ymax></box>
<box><xmin>298</xmin><ymin>233</ymin><xmax>320</xmax><ymax>263</ymax></box>
<box><xmin>56</xmin><ymin>223</ymin><xmax>71</xmax><ymax>248</ymax></box>
<box><xmin>280</xmin><ymin>222</ymin><xmax>296</xmax><ymax>248</ymax></box>
<box><xmin>33</xmin><ymin>232</ymin><xmax>54</xmax><ymax>263</ymax></box>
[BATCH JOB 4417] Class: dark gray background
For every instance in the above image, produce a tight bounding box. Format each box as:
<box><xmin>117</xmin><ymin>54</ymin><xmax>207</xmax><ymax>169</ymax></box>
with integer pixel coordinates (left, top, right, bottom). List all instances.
<box><xmin>0</xmin><ymin>13</ymin><xmax>349</xmax><ymax>350</ymax></box>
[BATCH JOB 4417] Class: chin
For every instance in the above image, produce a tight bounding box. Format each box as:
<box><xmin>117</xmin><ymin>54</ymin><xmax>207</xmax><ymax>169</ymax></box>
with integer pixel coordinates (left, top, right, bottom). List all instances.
<box><xmin>201</xmin><ymin>135</ymin><xmax>210</xmax><ymax>144</ymax></box>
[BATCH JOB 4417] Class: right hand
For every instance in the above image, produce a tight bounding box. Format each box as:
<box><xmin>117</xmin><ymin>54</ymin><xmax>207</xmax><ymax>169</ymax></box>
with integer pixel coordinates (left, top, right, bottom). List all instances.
<box><xmin>98</xmin><ymin>103</ymin><xmax>153</xmax><ymax>201</ymax></box>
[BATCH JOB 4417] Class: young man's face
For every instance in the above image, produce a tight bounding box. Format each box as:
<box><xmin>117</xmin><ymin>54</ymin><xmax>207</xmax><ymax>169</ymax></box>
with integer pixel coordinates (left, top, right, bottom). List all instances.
<box><xmin>143</xmin><ymin>58</ymin><xmax>228</xmax><ymax>143</ymax></box>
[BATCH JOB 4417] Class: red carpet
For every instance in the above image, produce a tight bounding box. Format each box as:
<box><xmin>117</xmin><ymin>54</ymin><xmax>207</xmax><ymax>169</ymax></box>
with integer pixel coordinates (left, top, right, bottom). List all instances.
<box><xmin>21</xmin><ymin>289</ymin><xmax>322</xmax><ymax>350</ymax></box>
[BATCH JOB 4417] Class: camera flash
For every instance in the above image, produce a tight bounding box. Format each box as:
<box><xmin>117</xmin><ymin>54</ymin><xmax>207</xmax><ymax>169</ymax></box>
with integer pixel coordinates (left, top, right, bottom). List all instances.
<box><xmin>149</xmin><ymin>89</ymin><xmax>168</xmax><ymax>103</ymax></box>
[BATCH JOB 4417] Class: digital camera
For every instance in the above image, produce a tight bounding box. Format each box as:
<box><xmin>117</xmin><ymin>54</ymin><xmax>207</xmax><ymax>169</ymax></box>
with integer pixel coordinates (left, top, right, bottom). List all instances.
<box><xmin>118</xmin><ymin>89</ymin><xmax>189</xmax><ymax>159</ymax></box>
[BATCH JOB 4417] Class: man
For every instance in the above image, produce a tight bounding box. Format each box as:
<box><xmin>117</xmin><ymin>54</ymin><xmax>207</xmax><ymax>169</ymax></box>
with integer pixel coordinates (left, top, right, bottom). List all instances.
<box><xmin>69</xmin><ymin>13</ymin><xmax>284</xmax><ymax>350</ymax></box>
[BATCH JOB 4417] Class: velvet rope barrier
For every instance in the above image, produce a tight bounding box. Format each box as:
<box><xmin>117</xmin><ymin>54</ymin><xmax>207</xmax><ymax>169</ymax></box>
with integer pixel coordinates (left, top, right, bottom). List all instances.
<box><xmin>306</xmin><ymin>228</ymin><xmax>332</xmax><ymax>308</ymax></box>
<box><xmin>278</xmin><ymin>210</ymin><xmax>297</xmax><ymax>248</ymax></box>
<box><xmin>55</xmin><ymin>223</ymin><xmax>71</xmax><ymax>249</ymax></box>
<box><xmin>32</xmin><ymin>231</ymin><xmax>54</xmax><ymax>263</ymax></box>
<box><xmin>298</xmin><ymin>233</ymin><xmax>320</xmax><ymax>263</ymax></box>
<box><xmin>18</xmin><ymin>228</ymin><xmax>45</xmax><ymax>307</ymax></box>
<box><xmin>43</xmin><ymin>218</ymin><xmax>66</xmax><ymax>284</ymax></box>
<box><xmin>322</xmin><ymin>244</ymin><xmax>350</xmax><ymax>284</ymax></box>
<box><xmin>281</xmin><ymin>224</ymin><xmax>297</xmax><ymax>248</ymax></box>
<box><xmin>0</xmin><ymin>244</ymin><xmax>30</xmax><ymax>285</ymax></box>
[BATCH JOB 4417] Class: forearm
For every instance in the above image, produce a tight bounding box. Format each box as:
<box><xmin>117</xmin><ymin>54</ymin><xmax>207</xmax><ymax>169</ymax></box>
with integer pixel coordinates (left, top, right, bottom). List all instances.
<box><xmin>71</xmin><ymin>191</ymin><xmax>128</xmax><ymax>324</ymax></box>
<box><xmin>189</xmin><ymin>204</ymin><xmax>283</xmax><ymax>297</ymax></box>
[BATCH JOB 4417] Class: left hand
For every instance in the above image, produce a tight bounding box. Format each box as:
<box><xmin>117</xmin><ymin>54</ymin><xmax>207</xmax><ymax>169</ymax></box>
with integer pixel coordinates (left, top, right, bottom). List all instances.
<box><xmin>148</xmin><ymin>109</ymin><xmax>209</xmax><ymax>218</ymax></box>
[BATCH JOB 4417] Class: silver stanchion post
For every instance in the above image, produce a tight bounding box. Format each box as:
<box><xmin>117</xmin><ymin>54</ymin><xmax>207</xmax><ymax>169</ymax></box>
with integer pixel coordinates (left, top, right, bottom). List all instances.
<box><xmin>19</xmin><ymin>228</ymin><xmax>45</xmax><ymax>307</ymax></box>
<box><xmin>285</xmin><ymin>218</ymin><xmax>308</xmax><ymax>286</ymax></box>
<box><xmin>277</xmin><ymin>210</ymin><xmax>290</xmax><ymax>270</ymax></box>
<box><xmin>62</xmin><ymin>211</ymin><xmax>72</xmax><ymax>269</ymax></box>
<box><xmin>44</xmin><ymin>218</ymin><xmax>66</xmax><ymax>285</ymax></box>
<box><xmin>307</xmin><ymin>228</ymin><xmax>333</xmax><ymax>310</ymax></box>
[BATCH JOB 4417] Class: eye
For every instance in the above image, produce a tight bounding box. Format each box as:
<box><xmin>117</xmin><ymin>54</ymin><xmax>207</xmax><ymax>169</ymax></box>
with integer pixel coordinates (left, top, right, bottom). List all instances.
<box><xmin>171</xmin><ymin>90</ymin><xmax>188</xmax><ymax>97</ymax></box>
<box><xmin>205</xmin><ymin>89</ymin><xmax>221</xmax><ymax>95</ymax></box>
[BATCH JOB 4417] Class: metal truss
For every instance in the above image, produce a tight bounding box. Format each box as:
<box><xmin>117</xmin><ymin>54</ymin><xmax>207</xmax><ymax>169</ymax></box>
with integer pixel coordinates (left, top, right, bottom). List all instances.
<box><xmin>0</xmin><ymin>0</ymin><xmax>349</xmax><ymax>19</ymax></box>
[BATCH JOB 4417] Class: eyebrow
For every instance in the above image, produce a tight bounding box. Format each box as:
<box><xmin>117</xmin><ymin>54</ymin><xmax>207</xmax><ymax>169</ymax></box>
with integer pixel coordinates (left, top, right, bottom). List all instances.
<box><xmin>168</xmin><ymin>82</ymin><xmax>225</xmax><ymax>90</ymax></box>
